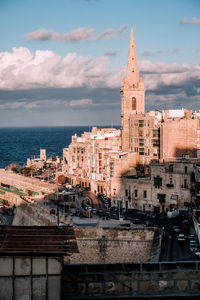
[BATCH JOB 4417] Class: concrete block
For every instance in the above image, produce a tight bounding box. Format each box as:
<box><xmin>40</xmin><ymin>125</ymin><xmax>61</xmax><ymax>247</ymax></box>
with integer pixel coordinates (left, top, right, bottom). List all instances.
<box><xmin>158</xmin><ymin>280</ymin><xmax>174</xmax><ymax>291</ymax></box>
<box><xmin>48</xmin><ymin>257</ymin><xmax>61</xmax><ymax>275</ymax></box>
<box><xmin>15</xmin><ymin>277</ymin><xmax>31</xmax><ymax>300</ymax></box>
<box><xmin>0</xmin><ymin>257</ymin><xmax>13</xmax><ymax>276</ymax></box>
<box><xmin>88</xmin><ymin>282</ymin><xmax>102</xmax><ymax>294</ymax></box>
<box><xmin>139</xmin><ymin>280</ymin><xmax>157</xmax><ymax>292</ymax></box>
<box><xmin>32</xmin><ymin>257</ymin><xmax>46</xmax><ymax>275</ymax></box>
<box><xmin>191</xmin><ymin>280</ymin><xmax>200</xmax><ymax>291</ymax></box>
<box><xmin>0</xmin><ymin>278</ymin><xmax>13</xmax><ymax>300</ymax></box>
<box><xmin>33</xmin><ymin>277</ymin><xmax>46</xmax><ymax>300</ymax></box>
<box><xmin>15</xmin><ymin>257</ymin><xmax>31</xmax><ymax>276</ymax></box>
<box><xmin>176</xmin><ymin>280</ymin><xmax>188</xmax><ymax>291</ymax></box>
<box><xmin>48</xmin><ymin>276</ymin><xmax>61</xmax><ymax>300</ymax></box>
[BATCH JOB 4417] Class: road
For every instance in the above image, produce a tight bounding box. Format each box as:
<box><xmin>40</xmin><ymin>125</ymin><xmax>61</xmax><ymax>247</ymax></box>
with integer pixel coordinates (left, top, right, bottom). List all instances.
<box><xmin>123</xmin><ymin>210</ymin><xmax>196</xmax><ymax>262</ymax></box>
<box><xmin>82</xmin><ymin>190</ymin><xmax>102</xmax><ymax>208</ymax></box>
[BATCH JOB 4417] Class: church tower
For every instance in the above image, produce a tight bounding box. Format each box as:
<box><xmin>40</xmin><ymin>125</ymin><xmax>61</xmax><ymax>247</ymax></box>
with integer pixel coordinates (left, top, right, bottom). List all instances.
<box><xmin>121</xmin><ymin>27</ymin><xmax>145</xmax><ymax>152</ymax></box>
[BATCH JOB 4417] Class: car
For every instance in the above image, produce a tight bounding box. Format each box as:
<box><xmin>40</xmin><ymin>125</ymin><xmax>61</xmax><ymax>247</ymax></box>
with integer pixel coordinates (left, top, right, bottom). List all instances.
<box><xmin>177</xmin><ymin>234</ymin><xmax>186</xmax><ymax>242</ymax></box>
<box><xmin>131</xmin><ymin>218</ymin><xmax>142</xmax><ymax>224</ymax></box>
<box><xmin>137</xmin><ymin>211</ymin><xmax>146</xmax><ymax>216</ymax></box>
<box><xmin>194</xmin><ymin>251</ymin><xmax>200</xmax><ymax>259</ymax></box>
<box><xmin>146</xmin><ymin>212</ymin><xmax>156</xmax><ymax>219</ymax></box>
<box><xmin>173</xmin><ymin>226</ymin><xmax>181</xmax><ymax>233</ymax></box>
<box><xmin>92</xmin><ymin>209</ymin><xmax>97</xmax><ymax>214</ymax></box>
<box><xmin>187</xmin><ymin>234</ymin><xmax>196</xmax><ymax>242</ymax></box>
<box><xmin>189</xmin><ymin>243</ymin><xmax>198</xmax><ymax>252</ymax></box>
<box><xmin>144</xmin><ymin>220</ymin><xmax>152</xmax><ymax>227</ymax></box>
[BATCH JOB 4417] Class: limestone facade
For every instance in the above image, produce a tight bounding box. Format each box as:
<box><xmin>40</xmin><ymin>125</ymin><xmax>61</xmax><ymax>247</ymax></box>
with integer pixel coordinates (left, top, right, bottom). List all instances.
<box><xmin>116</xmin><ymin>160</ymin><xmax>193</xmax><ymax>212</ymax></box>
<box><xmin>62</xmin><ymin>27</ymin><xmax>200</xmax><ymax>208</ymax></box>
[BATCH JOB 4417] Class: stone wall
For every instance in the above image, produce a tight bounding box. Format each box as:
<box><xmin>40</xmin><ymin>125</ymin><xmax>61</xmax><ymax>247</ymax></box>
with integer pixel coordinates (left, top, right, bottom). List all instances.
<box><xmin>68</xmin><ymin>227</ymin><xmax>155</xmax><ymax>264</ymax></box>
<box><xmin>13</xmin><ymin>198</ymin><xmax>58</xmax><ymax>226</ymax></box>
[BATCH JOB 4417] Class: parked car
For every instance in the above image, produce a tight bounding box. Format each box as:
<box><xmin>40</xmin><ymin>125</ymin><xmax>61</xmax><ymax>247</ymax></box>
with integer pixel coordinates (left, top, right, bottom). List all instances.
<box><xmin>189</xmin><ymin>242</ymin><xmax>198</xmax><ymax>252</ymax></box>
<box><xmin>173</xmin><ymin>226</ymin><xmax>181</xmax><ymax>233</ymax></box>
<box><xmin>131</xmin><ymin>218</ymin><xmax>142</xmax><ymax>224</ymax></box>
<box><xmin>177</xmin><ymin>234</ymin><xmax>186</xmax><ymax>242</ymax></box>
<box><xmin>194</xmin><ymin>251</ymin><xmax>200</xmax><ymax>259</ymax></box>
<box><xmin>146</xmin><ymin>212</ymin><xmax>156</xmax><ymax>219</ymax></box>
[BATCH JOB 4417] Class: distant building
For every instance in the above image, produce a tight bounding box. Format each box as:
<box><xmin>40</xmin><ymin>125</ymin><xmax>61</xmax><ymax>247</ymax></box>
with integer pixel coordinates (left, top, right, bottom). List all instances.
<box><xmin>62</xmin><ymin>27</ymin><xmax>200</xmax><ymax>208</ymax></box>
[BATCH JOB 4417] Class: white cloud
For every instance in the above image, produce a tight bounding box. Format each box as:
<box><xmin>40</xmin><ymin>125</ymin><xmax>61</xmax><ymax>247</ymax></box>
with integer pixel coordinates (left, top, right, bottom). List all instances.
<box><xmin>69</xmin><ymin>99</ymin><xmax>93</xmax><ymax>107</ymax></box>
<box><xmin>25</xmin><ymin>25</ymin><xmax>128</xmax><ymax>42</ymax></box>
<box><xmin>0</xmin><ymin>47</ymin><xmax>200</xmax><ymax>113</ymax></box>
<box><xmin>180</xmin><ymin>17</ymin><xmax>200</xmax><ymax>25</ymax></box>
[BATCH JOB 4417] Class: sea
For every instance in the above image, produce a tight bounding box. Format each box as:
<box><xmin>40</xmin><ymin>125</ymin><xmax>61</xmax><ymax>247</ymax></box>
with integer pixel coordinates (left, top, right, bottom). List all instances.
<box><xmin>0</xmin><ymin>126</ymin><xmax>119</xmax><ymax>169</ymax></box>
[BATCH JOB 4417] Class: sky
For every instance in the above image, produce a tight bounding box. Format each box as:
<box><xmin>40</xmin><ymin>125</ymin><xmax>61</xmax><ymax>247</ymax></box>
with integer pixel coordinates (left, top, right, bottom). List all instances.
<box><xmin>0</xmin><ymin>0</ymin><xmax>200</xmax><ymax>127</ymax></box>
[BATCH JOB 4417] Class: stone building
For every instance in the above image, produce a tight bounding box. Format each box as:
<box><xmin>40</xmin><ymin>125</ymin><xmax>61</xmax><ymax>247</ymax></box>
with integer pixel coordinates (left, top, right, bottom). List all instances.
<box><xmin>62</xmin><ymin>26</ymin><xmax>200</xmax><ymax>207</ymax></box>
<box><xmin>116</xmin><ymin>160</ymin><xmax>193</xmax><ymax>212</ymax></box>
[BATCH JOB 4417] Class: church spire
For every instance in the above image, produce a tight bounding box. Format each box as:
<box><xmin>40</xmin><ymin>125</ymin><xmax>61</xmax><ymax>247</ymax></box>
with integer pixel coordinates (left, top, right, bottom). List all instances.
<box><xmin>124</xmin><ymin>26</ymin><xmax>140</xmax><ymax>88</ymax></box>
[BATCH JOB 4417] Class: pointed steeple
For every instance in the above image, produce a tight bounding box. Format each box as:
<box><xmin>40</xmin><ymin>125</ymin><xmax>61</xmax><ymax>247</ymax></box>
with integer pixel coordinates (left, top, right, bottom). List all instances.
<box><xmin>124</xmin><ymin>26</ymin><xmax>140</xmax><ymax>88</ymax></box>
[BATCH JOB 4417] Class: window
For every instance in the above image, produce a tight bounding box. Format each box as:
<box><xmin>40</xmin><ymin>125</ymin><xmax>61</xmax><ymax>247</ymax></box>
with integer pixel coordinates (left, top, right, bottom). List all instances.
<box><xmin>152</xmin><ymin>139</ymin><xmax>159</xmax><ymax>147</ymax></box>
<box><xmin>134</xmin><ymin>147</ymin><xmax>138</xmax><ymax>152</ymax></box>
<box><xmin>99</xmin><ymin>153</ymin><xmax>102</xmax><ymax>159</ymax></box>
<box><xmin>134</xmin><ymin>189</ymin><xmax>138</xmax><ymax>198</ymax></box>
<box><xmin>139</xmin><ymin>139</ymin><xmax>144</xmax><ymax>146</ymax></box>
<box><xmin>138</xmin><ymin>120</ymin><xmax>145</xmax><ymax>127</ymax></box>
<box><xmin>169</xmin><ymin>164</ymin><xmax>173</xmax><ymax>172</ymax></box>
<box><xmin>99</xmin><ymin>160</ymin><xmax>102</xmax><ymax>166</ymax></box>
<box><xmin>153</xmin><ymin>129</ymin><xmax>159</xmax><ymax>137</ymax></box>
<box><xmin>125</xmin><ymin>189</ymin><xmax>128</xmax><ymax>197</ymax></box>
<box><xmin>157</xmin><ymin>193</ymin><xmax>166</xmax><ymax>203</ymax></box>
<box><xmin>99</xmin><ymin>168</ymin><xmax>102</xmax><ymax>174</ymax></box>
<box><xmin>185</xmin><ymin>166</ymin><xmax>188</xmax><ymax>174</ymax></box>
<box><xmin>154</xmin><ymin>176</ymin><xmax>162</xmax><ymax>188</ymax></box>
<box><xmin>144</xmin><ymin>190</ymin><xmax>147</xmax><ymax>198</ymax></box>
<box><xmin>73</xmin><ymin>148</ymin><xmax>76</xmax><ymax>153</ymax></box>
<box><xmin>110</xmin><ymin>163</ymin><xmax>114</xmax><ymax>170</ymax></box>
<box><xmin>132</xmin><ymin>97</ymin><xmax>136</xmax><ymax>110</ymax></box>
<box><xmin>139</xmin><ymin>130</ymin><xmax>143</xmax><ymax>137</ymax></box>
<box><xmin>170</xmin><ymin>177</ymin><xmax>173</xmax><ymax>185</ymax></box>
<box><xmin>139</xmin><ymin>148</ymin><xmax>144</xmax><ymax>155</ymax></box>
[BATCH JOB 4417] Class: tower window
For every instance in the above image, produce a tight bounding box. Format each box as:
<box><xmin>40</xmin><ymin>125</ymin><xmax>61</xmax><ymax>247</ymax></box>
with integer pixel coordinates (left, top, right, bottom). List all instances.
<box><xmin>132</xmin><ymin>97</ymin><xmax>136</xmax><ymax>110</ymax></box>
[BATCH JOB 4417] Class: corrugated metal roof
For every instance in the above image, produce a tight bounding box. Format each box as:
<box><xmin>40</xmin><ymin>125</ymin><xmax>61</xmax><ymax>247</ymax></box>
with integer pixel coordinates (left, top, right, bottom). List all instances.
<box><xmin>0</xmin><ymin>225</ymin><xmax>78</xmax><ymax>255</ymax></box>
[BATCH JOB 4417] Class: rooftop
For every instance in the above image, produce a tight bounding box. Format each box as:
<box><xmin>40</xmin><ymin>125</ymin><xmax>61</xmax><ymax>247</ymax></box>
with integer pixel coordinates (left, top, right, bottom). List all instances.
<box><xmin>0</xmin><ymin>226</ymin><xmax>78</xmax><ymax>255</ymax></box>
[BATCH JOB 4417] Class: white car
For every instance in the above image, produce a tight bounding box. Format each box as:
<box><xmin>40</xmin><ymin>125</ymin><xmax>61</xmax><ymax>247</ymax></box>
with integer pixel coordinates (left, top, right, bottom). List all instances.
<box><xmin>177</xmin><ymin>234</ymin><xmax>186</xmax><ymax>242</ymax></box>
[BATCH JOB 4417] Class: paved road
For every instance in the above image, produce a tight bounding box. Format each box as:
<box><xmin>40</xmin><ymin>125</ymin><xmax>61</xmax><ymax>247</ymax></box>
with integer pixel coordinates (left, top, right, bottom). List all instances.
<box><xmin>82</xmin><ymin>190</ymin><xmax>102</xmax><ymax>208</ymax></box>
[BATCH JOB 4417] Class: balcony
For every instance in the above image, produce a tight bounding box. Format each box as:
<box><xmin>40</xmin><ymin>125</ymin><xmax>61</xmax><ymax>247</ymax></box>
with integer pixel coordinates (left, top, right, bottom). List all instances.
<box><xmin>166</xmin><ymin>184</ymin><xmax>174</xmax><ymax>188</ymax></box>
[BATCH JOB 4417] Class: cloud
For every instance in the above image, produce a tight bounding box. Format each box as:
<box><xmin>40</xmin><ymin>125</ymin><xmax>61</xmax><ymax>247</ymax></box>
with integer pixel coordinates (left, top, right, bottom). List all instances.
<box><xmin>69</xmin><ymin>98</ymin><xmax>93</xmax><ymax>107</ymax></box>
<box><xmin>25</xmin><ymin>25</ymin><xmax>128</xmax><ymax>42</ymax></box>
<box><xmin>104</xmin><ymin>50</ymin><xmax>117</xmax><ymax>56</ymax></box>
<box><xmin>141</xmin><ymin>48</ymin><xmax>180</xmax><ymax>56</ymax></box>
<box><xmin>180</xmin><ymin>17</ymin><xmax>200</xmax><ymax>25</ymax></box>
<box><xmin>0</xmin><ymin>47</ymin><xmax>200</xmax><ymax>124</ymax></box>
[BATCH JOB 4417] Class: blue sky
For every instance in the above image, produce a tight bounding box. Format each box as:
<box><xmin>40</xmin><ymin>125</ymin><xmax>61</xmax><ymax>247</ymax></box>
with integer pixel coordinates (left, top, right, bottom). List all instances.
<box><xmin>0</xmin><ymin>0</ymin><xmax>200</xmax><ymax>126</ymax></box>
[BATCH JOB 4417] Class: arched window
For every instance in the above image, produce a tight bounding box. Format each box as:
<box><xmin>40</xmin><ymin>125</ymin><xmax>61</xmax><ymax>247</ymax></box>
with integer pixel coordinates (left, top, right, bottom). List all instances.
<box><xmin>132</xmin><ymin>97</ymin><xmax>136</xmax><ymax>110</ymax></box>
